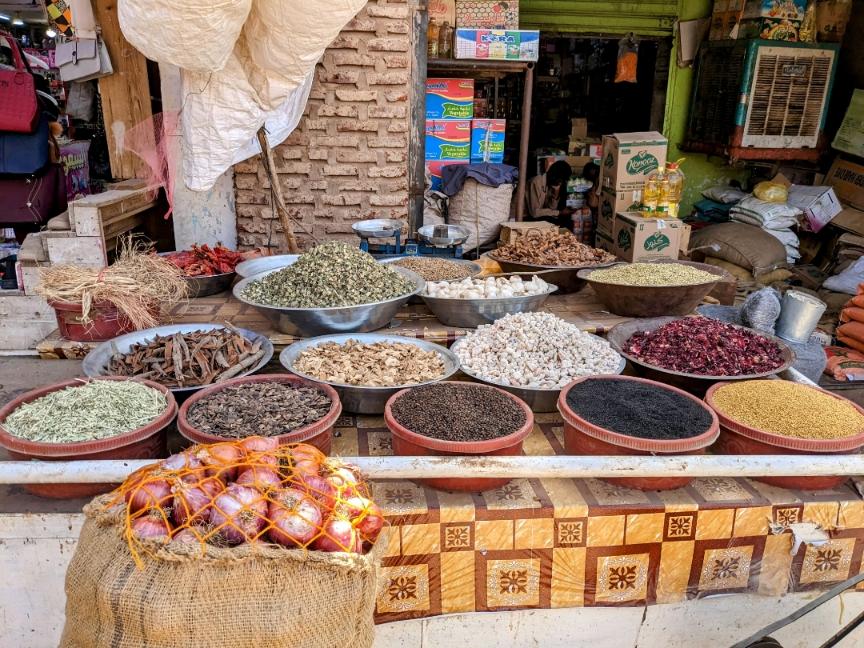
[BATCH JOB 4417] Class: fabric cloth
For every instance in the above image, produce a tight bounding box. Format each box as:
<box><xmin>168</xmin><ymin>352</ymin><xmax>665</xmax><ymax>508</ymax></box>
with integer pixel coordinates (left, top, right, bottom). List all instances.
<box><xmin>440</xmin><ymin>162</ymin><xmax>518</xmax><ymax>196</ymax></box>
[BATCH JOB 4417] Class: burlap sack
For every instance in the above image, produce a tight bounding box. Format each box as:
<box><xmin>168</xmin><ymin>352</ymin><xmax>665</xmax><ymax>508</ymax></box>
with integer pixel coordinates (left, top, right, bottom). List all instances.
<box><xmin>60</xmin><ymin>497</ymin><xmax>385</xmax><ymax>648</ymax></box>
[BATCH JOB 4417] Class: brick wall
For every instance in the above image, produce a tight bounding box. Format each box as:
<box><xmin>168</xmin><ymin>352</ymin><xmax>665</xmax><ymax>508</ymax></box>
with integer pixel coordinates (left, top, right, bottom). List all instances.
<box><xmin>234</xmin><ymin>0</ymin><xmax>413</xmax><ymax>250</ymax></box>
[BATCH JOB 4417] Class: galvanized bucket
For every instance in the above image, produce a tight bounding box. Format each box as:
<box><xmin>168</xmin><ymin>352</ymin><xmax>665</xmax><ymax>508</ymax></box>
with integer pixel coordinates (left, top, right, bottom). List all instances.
<box><xmin>775</xmin><ymin>290</ymin><xmax>827</xmax><ymax>343</ymax></box>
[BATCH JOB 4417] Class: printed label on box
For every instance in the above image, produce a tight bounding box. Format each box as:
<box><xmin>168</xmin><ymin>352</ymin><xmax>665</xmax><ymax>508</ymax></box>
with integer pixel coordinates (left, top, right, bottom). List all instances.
<box><xmin>426</xmin><ymin>120</ymin><xmax>472</xmax><ymax>161</ymax></box>
<box><xmin>455</xmin><ymin>1</ymin><xmax>519</xmax><ymax>29</ymax></box>
<box><xmin>455</xmin><ymin>29</ymin><xmax>539</xmax><ymax>61</ymax></box>
<box><xmin>426</xmin><ymin>78</ymin><xmax>475</xmax><ymax>119</ymax></box>
<box><xmin>470</xmin><ymin>119</ymin><xmax>505</xmax><ymax>163</ymax></box>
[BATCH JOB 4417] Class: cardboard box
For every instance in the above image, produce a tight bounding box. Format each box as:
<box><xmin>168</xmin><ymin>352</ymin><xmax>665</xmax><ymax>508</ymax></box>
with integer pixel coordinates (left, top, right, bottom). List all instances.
<box><xmin>426</xmin><ymin>160</ymin><xmax>469</xmax><ymax>192</ymax></box>
<box><xmin>499</xmin><ymin>221</ymin><xmax>556</xmax><ymax>244</ymax></box>
<box><xmin>571</xmin><ymin>118</ymin><xmax>588</xmax><ymax>139</ymax></box>
<box><xmin>736</xmin><ymin>17</ymin><xmax>801</xmax><ymax>40</ymax></box>
<box><xmin>425</xmin><ymin>78</ymin><xmax>475</xmax><ymax>119</ymax></box>
<box><xmin>679</xmin><ymin>223</ymin><xmax>692</xmax><ymax>256</ymax></box>
<box><xmin>612</xmin><ymin>212</ymin><xmax>683</xmax><ymax>263</ymax></box>
<box><xmin>597</xmin><ymin>188</ymin><xmax>646</xmax><ymax>236</ymax></box>
<box><xmin>787</xmin><ymin>185</ymin><xmax>842</xmax><ymax>233</ymax></box>
<box><xmin>455</xmin><ymin>0</ymin><xmax>519</xmax><ymax>29</ymax></box>
<box><xmin>826</xmin><ymin>157</ymin><xmax>864</xmax><ymax>211</ymax></box>
<box><xmin>455</xmin><ymin>29</ymin><xmax>539</xmax><ymax>61</ymax></box>
<box><xmin>599</xmin><ymin>131</ymin><xmax>667</xmax><ymax>194</ymax></box>
<box><xmin>742</xmin><ymin>0</ymin><xmax>806</xmax><ymax>21</ymax></box>
<box><xmin>830</xmin><ymin>207</ymin><xmax>864</xmax><ymax>237</ymax></box>
<box><xmin>709</xmin><ymin>0</ymin><xmax>746</xmax><ymax>40</ymax></box>
<box><xmin>425</xmin><ymin>120</ymin><xmax>471</xmax><ymax>161</ymax></box>
<box><xmin>815</xmin><ymin>0</ymin><xmax>853</xmax><ymax>42</ymax></box>
<box><xmin>595</xmin><ymin>229</ymin><xmax>615</xmax><ymax>256</ymax></box>
<box><xmin>429</xmin><ymin>0</ymin><xmax>456</xmax><ymax>26</ymax></box>
<box><xmin>470</xmin><ymin>118</ymin><xmax>506</xmax><ymax>163</ymax></box>
<box><xmin>540</xmin><ymin>155</ymin><xmax>593</xmax><ymax>175</ymax></box>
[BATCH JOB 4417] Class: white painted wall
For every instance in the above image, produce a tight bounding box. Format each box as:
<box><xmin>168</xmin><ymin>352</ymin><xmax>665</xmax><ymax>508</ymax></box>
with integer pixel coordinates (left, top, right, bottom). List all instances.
<box><xmin>158</xmin><ymin>64</ymin><xmax>237</xmax><ymax>250</ymax></box>
<box><xmin>3</xmin><ymin>512</ymin><xmax>864</xmax><ymax>648</ymax></box>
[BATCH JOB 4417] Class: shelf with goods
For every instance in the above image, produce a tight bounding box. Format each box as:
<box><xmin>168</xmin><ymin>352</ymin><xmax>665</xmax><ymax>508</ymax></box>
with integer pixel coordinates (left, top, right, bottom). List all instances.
<box><xmin>426</xmin><ymin>58</ymin><xmax>534</xmax><ymax>219</ymax></box>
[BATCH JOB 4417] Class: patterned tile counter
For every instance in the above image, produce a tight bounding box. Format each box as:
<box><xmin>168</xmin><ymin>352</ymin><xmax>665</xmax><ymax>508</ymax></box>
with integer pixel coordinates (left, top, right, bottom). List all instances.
<box><xmin>328</xmin><ymin>415</ymin><xmax>864</xmax><ymax>623</ymax></box>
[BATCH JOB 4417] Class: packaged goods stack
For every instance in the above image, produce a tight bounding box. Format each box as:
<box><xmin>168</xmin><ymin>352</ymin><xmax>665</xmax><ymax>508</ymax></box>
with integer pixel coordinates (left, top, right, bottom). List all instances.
<box><xmin>452</xmin><ymin>1</ymin><xmax>539</xmax><ymax>63</ymax></box>
<box><xmin>425</xmin><ymin>79</ymin><xmax>473</xmax><ymax>191</ymax></box>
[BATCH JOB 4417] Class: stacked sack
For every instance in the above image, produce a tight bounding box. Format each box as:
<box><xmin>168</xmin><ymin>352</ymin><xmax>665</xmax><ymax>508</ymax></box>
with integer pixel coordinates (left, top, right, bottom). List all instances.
<box><xmin>730</xmin><ymin>194</ymin><xmax>802</xmax><ymax>264</ymax></box>
<box><xmin>837</xmin><ymin>285</ymin><xmax>864</xmax><ymax>353</ymax></box>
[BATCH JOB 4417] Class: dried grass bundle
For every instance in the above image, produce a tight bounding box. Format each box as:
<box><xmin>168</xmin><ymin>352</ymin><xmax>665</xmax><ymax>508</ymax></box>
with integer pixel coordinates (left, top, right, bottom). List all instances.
<box><xmin>37</xmin><ymin>238</ymin><xmax>188</xmax><ymax>329</ymax></box>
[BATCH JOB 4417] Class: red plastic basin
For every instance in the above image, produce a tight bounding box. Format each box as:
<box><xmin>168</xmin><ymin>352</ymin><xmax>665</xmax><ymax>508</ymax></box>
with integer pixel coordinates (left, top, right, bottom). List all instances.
<box><xmin>384</xmin><ymin>381</ymin><xmax>534</xmax><ymax>492</ymax></box>
<box><xmin>558</xmin><ymin>375</ymin><xmax>720</xmax><ymax>491</ymax></box>
<box><xmin>706</xmin><ymin>382</ymin><xmax>864</xmax><ymax>490</ymax></box>
<box><xmin>0</xmin><ymin>377</ymin><xmax>177</xmax><ymax>499</ymax></box>
<box><xmin>178</xmin><ymin>374</ymin><xmax>342</xmax><ymax>454</ymax></box>
<box><xmin>49</xmin><ymin>299</ymin><xmax>138</xmax><ymax>343</ymax></box>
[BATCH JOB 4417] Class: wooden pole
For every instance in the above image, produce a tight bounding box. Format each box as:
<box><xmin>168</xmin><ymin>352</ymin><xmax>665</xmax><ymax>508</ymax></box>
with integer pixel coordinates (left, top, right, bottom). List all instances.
<box><xmin>256</xmin><ymin>127</ymin><xmax>299</xmax><ymax>253</ymax></box>
<box><xmin>515</xmin><ymin>63</ymin><xmax>534</xmax><ymax>221</ymax></box>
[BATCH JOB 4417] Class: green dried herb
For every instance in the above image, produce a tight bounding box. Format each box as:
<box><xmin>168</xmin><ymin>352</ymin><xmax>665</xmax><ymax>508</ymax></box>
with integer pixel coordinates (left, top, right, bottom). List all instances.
<box><xmin>3</xmin><ymin>380</ymin><xmax>168</xmax><ymax>443</ymax></box>
<box><xmin>242</xmin><ymin>242</ymin><xmax>414</xmax><ymax>308</ymax></box>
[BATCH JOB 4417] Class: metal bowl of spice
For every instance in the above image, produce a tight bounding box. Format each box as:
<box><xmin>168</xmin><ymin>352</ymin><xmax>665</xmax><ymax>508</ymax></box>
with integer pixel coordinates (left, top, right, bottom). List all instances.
<box><xmin>178</xmin><ymin>374</ymin><xmax>342</xmax><ymax>454</ymax></box>
<box><xmin>381</xmin><ymin>256</ymin><xmax>482</xmax><ymax>304</ymax></box>
<box><xmin>235</xmin><ymin>254</ymin><xmax>299</xmax><ymax>279</ymax></box>
<box><xmin>233</xmin><ymin>242</ymin><xmax>425</xmax><ymax>336</ymax></box>
<box><xmin>280</xmin><ymin>333</ymin><xmax>460</xmax><ymax>414</ymax></box>
<box><xmin>608</xmin><ymin>316</ymin><xmax>795</xmax><ymax>395</ymax></box>
<box><xmin>0</xmin><ymin>377</ymin><xmax>177</xmax><ymax>499</ymax></box>
<box><xmin>82</xmin><ymin>324</ymin><xmax>274</xmax><ymax>395</ymax></box>
<box><xmin>158</xmin><ymin>251</ymin><xmax>239</xmax><ymax>298</ymax></box>
<box><xmin>578</xmin><ymin>260</ymin><xmax>727</xmax><ymax>318</ymax></box>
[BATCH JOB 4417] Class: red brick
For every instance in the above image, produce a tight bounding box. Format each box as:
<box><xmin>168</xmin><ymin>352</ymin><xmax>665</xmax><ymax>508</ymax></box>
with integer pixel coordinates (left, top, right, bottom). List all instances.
<box><xmin>384</xmin><ymin>21</ymin><xmax>409</xmax><ymax>34</ymax></box>
<box><xmin>283</xmin><ymin>193</ymin><xmax>316</xmax><ymax>204</ymax></box>
<box><xmin>335</xmin><ymin>89</ymin><xmax>378</xmax><ymax>102</ymax></box>
<box><xmin>235</xmin><ymin>189</ymin><xmax>269</xmax><ymax>205</ymax></box>
<box><xmin>234</xmin><ymin>158</ymin><xmax>260</xmax><ymax>173</ymax></box>
<box><xmin>370</xmin><ymin>194</ymin><xmax>408</xmax><ymax>206</ymax></box>
<box><xmin>366</xmin><ymin>5</ymin><xmax>409</xmax><ymax>18</ymax></box>
<box><xmin>312</xmin><ymin>209</ymin><xmax>336</xmax><ymax>220</ymax></box>
<box><xmin>309</xmin><ymin>181</ymin><xmax>329</xmax><ymax>191</ymax></box>
<box><xmin>304</xmin><ymin>119</ymin><xmax>330</xmax><ymax>131</ymax></box>
<box><xmin>369</xmin><ymin>105</ymin><xmax>407</xmax><ymax>119</ymax></box>
<box><xmin>234</xmin><ymin>173</ymin><xmax>258</xmax><ymax>190</ymax></box>
<box><xmin>280</xmin><ymin>162</ymin><xmax>312</xmax><ymax>175</ymax></box>
<box><xmin>330</xmin><ymin>36</ymin><xmax>361</xmax><ymax>49</ymax></box>
<box><xmin>322</xmin><ymin>193</ymin><xmax>363</xmax><ymax>206</ymax></box>
<box><xmin>382</xmin><ymin>54</ymin><xmax>409</xmax><ymax>68</ymax></box>
<box><xmin>331</xmin><ymin>52</ymin><xmax>378</xmax><ymax>67</ymax></box>
<box><xmin>322</xmin><ymin>165</ymin><xmax>360</xmax><ymax>177</ymax></box>
<box><xmin>280</xmin><ymin>148</ymin><xmax>304</xmax><ymax>160</ymax></box>
<box><xmin>344</xmin><ymin>17</ymin><xmax>377</xmax><ymax>31</ymax></box>
<box><xmin>236</xmin><ymin>204</ymin><xmax>263</xmax><ymax>219</ymax></box>
<box><xmin>283</xmin><ymin>131</ymin><xmax>310</xmax><ymax>146</ymax></box>
<box><xmin>384</xmin><ymin>150</ymin><xmax>407</xmax><ymax>163</ymax></box>
<box><xmin>312</xmin><ymin>135</ymin><xmax>361</xmax><ymax>148</ymax></box>
<box><xmin>336</xmin><ymin>120</ymin><xmax>380</xmax><ymax>132</ymax></box>
<box><xmin>338</xmin><ymin>180</ymin><xmax>378</xmax><ymax>192</ymax></box>
<box><xmin>335</xmin><ymin>150</ymin><xmax>379</xmax><ymax>163</ymax></box>
<box><xmin>368</xmin><ymin>166</ymin><xmax>406</xmax><ymax>178</ymax></box>
<box><xmin>318</xmin><ymin>69</ymin><xmax>360</xmax><ymax>84</ymax></box>
<box><xmin>368</xmin><ymin>136</ymin><xmax>407</xmax><ymax>148</ymax></box>
<box><xmin>368</xmin><ymin>37</ymin><xmax>409</xmax><ymax>52</ymax></box>
<box><xmin>384</xmin><ymin>90</ymin><xmax>408</xmax><ymax>102</ymax></box>
<box><xmin>387</xmin><ymin>121</ymin><xmax>409</xmax><ymax>133</ymax></box>
<box><xmin>316</xmin><ymin>104</ymin><xmax>359</xmax><ymax>118</ymax></box>
<box><xmin>308</xmin><ymin>149</ymin><xmax>329</xmax><ymax>161</ymax></box>
<box><xmin>367</xmin><ymin>71</ymin><xmax>409</xmax><ymax>85</ymax></box>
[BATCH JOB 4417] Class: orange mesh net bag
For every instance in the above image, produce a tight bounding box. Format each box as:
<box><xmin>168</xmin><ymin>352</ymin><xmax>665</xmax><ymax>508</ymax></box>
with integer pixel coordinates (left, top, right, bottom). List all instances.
<box><xmin>60</xmin><ymin>438</ymin><xmax>387</xmax><ymax>648</ymax></box>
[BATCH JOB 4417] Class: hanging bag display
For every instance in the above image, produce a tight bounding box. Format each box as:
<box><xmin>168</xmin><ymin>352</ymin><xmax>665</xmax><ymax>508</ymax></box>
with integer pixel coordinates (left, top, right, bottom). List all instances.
<box><xmin>0</xmin><ymin>113</ymin><xmax>50</xmax><ymax>174</ymax></box>
<box><xmin>56</xmin><ymin>36</ymin><xmax>113</xmax><ymax>82</ymax></box>
<box><xmin>0</xmin><ymin>31</ymin><xmax>39</xmax><ymax>133</ymax></box>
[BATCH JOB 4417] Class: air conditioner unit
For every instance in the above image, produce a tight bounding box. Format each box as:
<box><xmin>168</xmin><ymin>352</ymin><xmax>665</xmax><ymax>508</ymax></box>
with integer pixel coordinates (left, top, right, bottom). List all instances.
<box><xmin>684</xmin><ymin>40</ymin><xmax>839</xmax><ymax>162</ymax></box>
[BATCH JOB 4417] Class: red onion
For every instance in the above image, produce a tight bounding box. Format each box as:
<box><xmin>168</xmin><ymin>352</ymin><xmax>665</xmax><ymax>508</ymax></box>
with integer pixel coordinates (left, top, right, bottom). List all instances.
<box><xmin>132</xmin><ymin>511</ymin><xmax>171</xmax><ymax>541</ymax></box>
<box><xmin>295</xmin><ymin>473</ymin><xmax>337</xmax><ymax>513</ymax></box>
<box><xmin>268</xmin><ymin>488</ymin><xmax>323</xmax><ymax>547</ymax></box>
<box><xmin>289</xmin><ymin>445</ymin><xmax>325</xmax><ymax>476</ymax></box>
<box><xmin>326</xmin><ymin>465</ymin><xmax>369</xmax><ymax>499</ymax></box>
<box><xmin>172</xmin><ymin>483</ymin><xmax>212</xmax><ymax>526</ymax></box>
<box><xmin>314</xmin><ymin>516</ymin><xmax>361</xmax><ymax>553</ymax></box>
<box><xmin>160</xmin><ymin>451</ymin><xmax>203</xmax><ymax>472</ymax></box>
<box><xmin>341</xmin><ymin>496</ymin><xmax>384</xmax><ymax>543</ymax></box>
<box><xmin>196</xmin><ymin>475</ymin><xmax>226</xmax><ymax>498</ymax></box>
<box><xmin>126</xmin><ymin>479</ymin><xmax>172</xmax><ymax>513</ymax></box>
<box><xmin>240</xmin><ymin>436</ymin><xmax>279</xmax><ymax>454</ymax></box>
<box><xmin>209</xmin><ymin>484</ymin><xmax>267</xmax><ymax>545</ymax></box>
<box><xmin>171</xmin><ymin>528</ymin><xmax>201</xmax><ymax>544</ymax></box>
<box><xmin>196</xmin><ymin>443</ymin><xmax>243</xmax><ymax>481</ymax></box>
<box><xmin>236</xmin><ymin>466</ymin><xmax>283</xmax><ymax>493</ymax></box>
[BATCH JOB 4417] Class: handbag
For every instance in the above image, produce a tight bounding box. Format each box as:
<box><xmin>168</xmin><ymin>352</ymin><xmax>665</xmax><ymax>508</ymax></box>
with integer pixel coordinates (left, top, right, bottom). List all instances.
<box><xmin>0</xmin><ymin>32</ymin><xmax>39</xmax><ymax>133</ymax></box>
<box><xmin>0</xmin><ymin>113</ymin><xmax>49</xmax><ymax>174</ymax></box>
<box><xmin>56</xmin><ymin>37</ymin><xmax>113</xmax><ymax>82</ymax></box>
<box><xmin>0</xmin><ymin>164</ymin><xmax>68</xmax><ymax>226</ymax></box>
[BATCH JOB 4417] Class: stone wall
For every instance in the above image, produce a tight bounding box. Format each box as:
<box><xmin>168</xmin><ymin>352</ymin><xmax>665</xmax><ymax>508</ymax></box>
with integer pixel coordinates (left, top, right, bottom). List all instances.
<box><xmin>233</xmin><ymin>0</ymin><xmax>413</xmax><ymax>250</ymax></box>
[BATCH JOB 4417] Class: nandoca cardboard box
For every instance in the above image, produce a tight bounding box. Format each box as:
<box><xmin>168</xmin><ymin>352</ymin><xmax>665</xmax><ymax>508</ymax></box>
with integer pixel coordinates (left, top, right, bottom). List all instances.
<box><xmin>425</xmin><ymin>120</ymin><xmax>471</xmax><ymax>161</ymax></box>
<box><xmin>470</xmin><ymin>118</ymin><xmax>505</xmax><ymax>163</ymax></box>
<box><xmin>597</xmin><ymin>188</ymin><xmax>644</xmax><ymax>235</ymax></box>
<box><xmin>426</xmin><ymin>78</ymin><xmax>475</xmax><ymax>119</ymax></box>
<box><xmin>599</xmin><ymin>131</ymin><xmax>667</xmax><ymax>194</ymax></box>
<box><xmin>612</xmin><ymin>212</ymin><xmax>683</xmax><ymax>262</ymax></box>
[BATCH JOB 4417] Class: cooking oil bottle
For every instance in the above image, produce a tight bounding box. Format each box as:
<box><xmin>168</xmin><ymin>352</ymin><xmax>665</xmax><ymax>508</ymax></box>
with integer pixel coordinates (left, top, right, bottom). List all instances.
<box><xmin>662</xmin><ymin>159</ymin><xmax>685</xmax><ymax>218</ymax></box>
<box><xmin>642</xmin><ymin>170</ymin><xmax>661</xmax><ymax>214</ymax></box>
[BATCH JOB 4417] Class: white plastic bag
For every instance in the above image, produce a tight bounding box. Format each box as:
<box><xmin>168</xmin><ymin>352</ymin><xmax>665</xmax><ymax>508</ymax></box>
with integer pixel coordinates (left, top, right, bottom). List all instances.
<box><xmin>119</xmin><ymin>0</ymin><xmax>251</xmax><ymax>72</ymax></box>
<box><xmin>823</xmin><ymin>257</ymin><xmax>864</xmax><ymax>295</ymax></box>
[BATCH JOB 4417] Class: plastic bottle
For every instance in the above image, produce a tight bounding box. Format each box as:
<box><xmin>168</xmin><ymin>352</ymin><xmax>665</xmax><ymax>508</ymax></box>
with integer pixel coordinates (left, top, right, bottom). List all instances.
<box><xmin>642</xmin><ymin>169</ymin><xmax>661</xmax><ymax>214</ymax></box>
<box><xmin>438</xmin><ymin>21</ymin><xmax>453</xmax><ymax>58</ymax></box>
<box><xmin>663</xmin><ymin>160</ymin><xmax>685</xmax><ymax>218</ymax></box>
<box><xmin>427</xmin><ymin>20</ymin><xmax>440</xmax><ymax>58</ymax></box>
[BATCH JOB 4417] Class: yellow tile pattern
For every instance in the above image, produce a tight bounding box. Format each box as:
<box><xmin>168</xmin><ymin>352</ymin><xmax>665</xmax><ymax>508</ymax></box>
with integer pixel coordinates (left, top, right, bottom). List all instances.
<box><xmin>695</xmin><ymin>508</ymin><xmax>735</xmax><ymax>540</ymax></box>
<box><xmin>625</xmin><ymin>513</ymin><xmax>665</xmax><ymax>545</ymax></box>
<box><xmin>514</xmin><ymin>518</ymin><xmax>554</xmax><ymax>550</ymax></box>
<box><xmin>587</xmin><ymin>515</ymin><xmax>626</xmax><ymax>547</ymax></box>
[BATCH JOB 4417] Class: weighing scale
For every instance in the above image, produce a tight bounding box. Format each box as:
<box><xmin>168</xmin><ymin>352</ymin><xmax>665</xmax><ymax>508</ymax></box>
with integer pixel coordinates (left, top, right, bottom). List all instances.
<box><xmin>352</xmin><ymin>219</ymin><xmax>470</xmax><ymax>258</ymax></box>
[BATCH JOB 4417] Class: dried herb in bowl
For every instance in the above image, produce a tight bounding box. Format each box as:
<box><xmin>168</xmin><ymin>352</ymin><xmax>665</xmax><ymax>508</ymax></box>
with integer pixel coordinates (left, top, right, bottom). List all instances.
<box><xmin>241</xmin><ymin>242</ymin><xmax>413</xmax><ymax>308</ymax></box>
<box><xmin>185</xmin><ymin>382</ymin><xmax>332</xmax><ymax>438</ymax></box>
<box><xmin>625</xmin><ymin>317</ymin><xmax>785</xmax><ymax>376</ymax></box>
<box><xmin>3</xmin><ymin>380</ymin><xmax>167</xmax><ymax>443</ymax></box>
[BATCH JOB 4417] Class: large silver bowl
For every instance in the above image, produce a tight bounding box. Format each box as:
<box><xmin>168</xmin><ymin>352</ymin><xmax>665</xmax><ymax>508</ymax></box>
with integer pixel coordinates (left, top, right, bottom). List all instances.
<box><xmin>82</xmin><ymin>323</ymin><xmax>274</xmax><ymax>394</ymax></box>
<box><xmin>233</xmin><ymin>266</ymin><xmax>425</xmax><ymax>336</ymax></box>
<box><xmin>488</xmin><ymin>253</ymin><xmax>618</xmax><ymax>294</ymax></box>
<box><xmin>235</xmin><ymin>255</ymin><xmax>299</xmax><ymax>279</ymax></box>
<box><xmin>380</xmin><ymin>256</ymin><xmax>482</xmax><ymax>304</ymax></box>
<box><xmin>280</xmin><ymin>333</ymin><xmax>460</xmax><ymax>414</ymax></box>
<box><xmin>421</xmin><ymin>275</ymin><xmax>557</xmax><ymax>328</ymax></box>
<box><xmin>451</xmin><ymin>336</ymin><xmax>625</xmax><ymax>412</ymax></box>
<box><xmin>607</xmin><ymin>316</ymin><xmax>796</xmax><ymax>395</ymax></box>
<box><xmin>159</xmin><ymin>252</ymin><xmax>235</xmax><ymax>298</ymax></box>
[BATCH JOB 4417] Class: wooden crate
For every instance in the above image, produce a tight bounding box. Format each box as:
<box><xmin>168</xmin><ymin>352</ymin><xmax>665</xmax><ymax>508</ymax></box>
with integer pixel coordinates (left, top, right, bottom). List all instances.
<box><xmin>71</xmin><ymin>188</ymin><xmax>157</xmax><ymax>255</ymax></box>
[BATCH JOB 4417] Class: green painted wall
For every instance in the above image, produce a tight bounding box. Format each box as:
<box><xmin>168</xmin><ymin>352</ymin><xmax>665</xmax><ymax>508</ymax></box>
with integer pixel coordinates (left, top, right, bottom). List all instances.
<box><xmin>522</xmin><ymin>0</ymin><xmax>750</xmax><ymax>216</ymax></box>
<box><xmin>664</xmin><ymin>0</ymin><xmax>749</xmax><ymax>215</ymax></box>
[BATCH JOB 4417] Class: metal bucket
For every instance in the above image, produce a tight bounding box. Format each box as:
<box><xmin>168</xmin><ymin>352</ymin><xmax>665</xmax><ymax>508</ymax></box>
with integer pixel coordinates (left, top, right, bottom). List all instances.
<box><xmin>775</xmin><ymin>290</ymin><xmax>827</xmax><ymax>343</ymax></box>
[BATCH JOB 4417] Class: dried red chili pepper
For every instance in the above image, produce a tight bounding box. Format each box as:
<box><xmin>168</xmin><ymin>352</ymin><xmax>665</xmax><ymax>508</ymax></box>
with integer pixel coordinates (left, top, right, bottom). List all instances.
<box><xmin>165</xmin><ymin>245</ymin><xmax>243</xmax><ymax>277</ymax></box>
<box><xmin>625</xmin><ymin>317</ymin><xmax>785</xmax><ymax>376</ymax></box>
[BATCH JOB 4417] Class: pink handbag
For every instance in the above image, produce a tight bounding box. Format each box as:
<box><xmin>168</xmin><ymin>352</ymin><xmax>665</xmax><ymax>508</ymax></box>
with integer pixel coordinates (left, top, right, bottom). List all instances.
<box><xmin>0</xmin><ymin>32</ymin><xmax>38</xmax><ymax>133</ymax></box>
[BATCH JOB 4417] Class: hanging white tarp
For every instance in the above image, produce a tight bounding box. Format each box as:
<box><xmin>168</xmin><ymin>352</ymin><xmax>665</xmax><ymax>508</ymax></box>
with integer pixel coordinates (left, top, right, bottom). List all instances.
<box><xmin>118</xmin><ymin>0</ymin><xmax>367</xmax><ymax>191</ymax></box>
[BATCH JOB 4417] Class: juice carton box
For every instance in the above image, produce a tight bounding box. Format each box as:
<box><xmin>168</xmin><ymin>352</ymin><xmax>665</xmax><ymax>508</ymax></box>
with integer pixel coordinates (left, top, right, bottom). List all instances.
<box><xmin>425</xmin><ymin>78</ymin><xmax>475</xmax><ymax>119</ymax></box>
<box><xmin>599</xmin><ymin>131</ymin><xmax>667</xmax><ymax>194</ymax></box>
<box><xmin>426</xmin><ymin>120</ymin><xmax>472</xmax><ymax>161</ymax></box>
<box><xmin>427</xmin><ymin>160</ymin><xmax>469</xmax><ymax>192</ymax></box>
<box><xmin>455</xmin><ymin>29</ymin><xmax>540</xmax><ymax>61</ymax></box>
<box><xmin>470</xmin><ymin>119</ymin><xmax>506</xmax><ymax>163</ymax></box>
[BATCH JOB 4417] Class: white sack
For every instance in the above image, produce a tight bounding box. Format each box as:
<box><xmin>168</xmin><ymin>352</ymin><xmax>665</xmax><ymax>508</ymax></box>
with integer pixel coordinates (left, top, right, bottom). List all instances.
<box><xmin>119</xmin><ymin>0</ymin><xmax>251</xmax><ymax>72</ymax></box>
<box><xmin>824</xmin><ymin>257</ymin><xmax>864</xmax><ymax>295</ymax></box>
<box><xmin>244</xmin><ymin>0</ymin><xmax>367</xmax><ymax>109</ymax></box>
